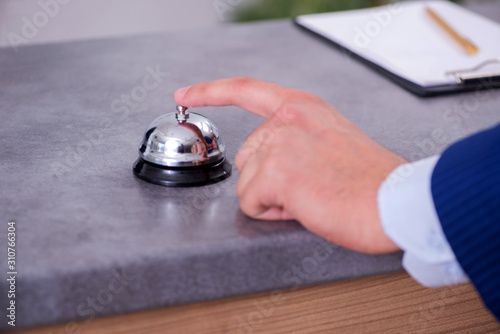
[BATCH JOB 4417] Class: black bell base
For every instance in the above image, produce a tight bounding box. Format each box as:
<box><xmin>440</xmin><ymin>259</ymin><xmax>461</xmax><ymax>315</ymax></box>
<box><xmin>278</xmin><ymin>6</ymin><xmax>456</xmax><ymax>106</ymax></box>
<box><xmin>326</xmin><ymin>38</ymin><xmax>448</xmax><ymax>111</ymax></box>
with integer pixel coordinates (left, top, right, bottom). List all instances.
<box><xmin>133</xmin><ymin>158</ymin><xmax>232</xmax><ymax>187</ymax></box>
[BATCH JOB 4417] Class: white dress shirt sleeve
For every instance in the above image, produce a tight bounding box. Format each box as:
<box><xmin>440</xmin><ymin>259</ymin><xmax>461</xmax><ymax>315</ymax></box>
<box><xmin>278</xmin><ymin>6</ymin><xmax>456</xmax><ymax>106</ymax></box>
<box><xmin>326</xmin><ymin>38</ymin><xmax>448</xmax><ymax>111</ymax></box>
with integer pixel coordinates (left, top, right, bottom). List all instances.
<box><xmin>377</xmin><ymin>155</ymin><xmax>469</xmax><ymax>287</ymax></box>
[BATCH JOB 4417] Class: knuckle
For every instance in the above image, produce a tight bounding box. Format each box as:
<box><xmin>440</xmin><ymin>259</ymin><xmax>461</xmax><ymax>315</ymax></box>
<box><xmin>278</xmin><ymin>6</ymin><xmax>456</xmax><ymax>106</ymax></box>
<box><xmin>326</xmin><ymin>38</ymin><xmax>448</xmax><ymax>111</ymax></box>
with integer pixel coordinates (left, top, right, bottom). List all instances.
<box><xmin>235</xmin><ymin>149</ymin><xmax>250</xmax><ymax>170</ymax></box>
<box><xmin>255</xmin><ymin>126</ymin><xmax>276</xmax><ymax>145</ymax></box>
<box><xmin>262</xmin><ymin>158</ymin><xmax>288</xmax><ymax>191</ymax></box>
<box><xmin>231</xmin><ymin>77</ymin><xmax>255</xmax><ymax>91</ymax></box>
<box><xmin>261</xmin><ymin>153</ymin><xmax>282</xmax><ymax>176</ymax></box>
<box><xmin>292</xmin><ymin>90</ymin><xmax>324</xmax><ymax>104</ymax></box>
<box><xmin>236</xmin><ymin>179</ymin><xmax>245</xmax><ymax>198</ymax></box>
<box><xmin>274</xmin><ymin>103</ymin><xmax>300</xmax><ymax>124</ymax></box>
<box><xmin>234</xmin><ymin>154</ymin><xmax>243</xmax><ymax>171</ymax></box>
<box><xmin>273</xmin><ymin>94</ymin><xmax>324</xmax><ymax>125</ymax></box>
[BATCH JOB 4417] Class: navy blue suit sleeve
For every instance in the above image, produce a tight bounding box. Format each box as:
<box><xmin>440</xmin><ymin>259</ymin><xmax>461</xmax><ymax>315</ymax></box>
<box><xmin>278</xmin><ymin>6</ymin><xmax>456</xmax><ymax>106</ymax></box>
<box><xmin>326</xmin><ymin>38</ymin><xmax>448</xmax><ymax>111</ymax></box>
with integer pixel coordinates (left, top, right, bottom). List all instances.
<box><xmin>431</xmin><ymin>123</ymin><xmax>500</xmax><ymax>321</ymax></box>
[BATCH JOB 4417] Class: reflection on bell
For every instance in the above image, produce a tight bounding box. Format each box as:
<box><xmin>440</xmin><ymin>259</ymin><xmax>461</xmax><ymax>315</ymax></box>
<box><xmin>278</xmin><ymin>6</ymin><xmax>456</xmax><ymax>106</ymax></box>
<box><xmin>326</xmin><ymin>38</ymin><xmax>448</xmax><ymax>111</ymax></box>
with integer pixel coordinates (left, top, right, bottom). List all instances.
<box><xmin>133</xmin><ymin>105</ymin><xmax>232</xmax><ymax>187</ymax></box>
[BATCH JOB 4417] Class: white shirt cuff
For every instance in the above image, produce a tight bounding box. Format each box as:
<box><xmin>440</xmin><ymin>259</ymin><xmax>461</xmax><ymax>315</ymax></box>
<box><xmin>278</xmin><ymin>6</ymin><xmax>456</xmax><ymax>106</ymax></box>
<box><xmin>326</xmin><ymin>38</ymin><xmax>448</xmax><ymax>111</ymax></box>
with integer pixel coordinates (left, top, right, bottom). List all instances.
<box><xmin>378</xmin><ymin>155</ymin><xmax>469</xmax><ymax>287</ymax></box>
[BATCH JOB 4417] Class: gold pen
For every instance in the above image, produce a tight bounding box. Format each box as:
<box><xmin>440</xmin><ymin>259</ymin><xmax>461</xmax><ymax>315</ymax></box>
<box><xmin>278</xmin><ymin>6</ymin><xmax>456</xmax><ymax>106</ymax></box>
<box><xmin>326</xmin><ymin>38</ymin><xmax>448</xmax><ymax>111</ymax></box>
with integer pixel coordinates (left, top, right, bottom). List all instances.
<box><xmin>426</xmin><ymin>7</ymin><xmax>479</xmax><ymax>55</ymax></box>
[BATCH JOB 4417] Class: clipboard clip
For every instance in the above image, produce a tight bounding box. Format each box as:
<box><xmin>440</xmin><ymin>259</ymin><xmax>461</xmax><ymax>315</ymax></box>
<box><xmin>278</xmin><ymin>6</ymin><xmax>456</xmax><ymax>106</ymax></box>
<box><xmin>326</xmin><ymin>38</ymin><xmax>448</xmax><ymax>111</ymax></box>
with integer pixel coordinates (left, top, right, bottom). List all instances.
<box><xmin>446</xmin><ymin>58</ymin><xmax>500</xmax><ymax>85</ymax></box>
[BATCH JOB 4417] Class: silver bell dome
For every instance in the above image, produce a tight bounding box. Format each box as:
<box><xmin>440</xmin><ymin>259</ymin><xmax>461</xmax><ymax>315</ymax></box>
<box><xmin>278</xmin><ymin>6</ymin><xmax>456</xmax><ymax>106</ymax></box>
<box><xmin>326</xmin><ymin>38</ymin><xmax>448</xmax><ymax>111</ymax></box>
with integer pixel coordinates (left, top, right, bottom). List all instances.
<box><xmin>133</xmin><ymin>105</ymin><xmax>232</xmax><ymax>187</ymax></box>
<box><xmin>139</xmin><ymin>106</ymin><xmax>226</xmax><ymax>167</ymax></box>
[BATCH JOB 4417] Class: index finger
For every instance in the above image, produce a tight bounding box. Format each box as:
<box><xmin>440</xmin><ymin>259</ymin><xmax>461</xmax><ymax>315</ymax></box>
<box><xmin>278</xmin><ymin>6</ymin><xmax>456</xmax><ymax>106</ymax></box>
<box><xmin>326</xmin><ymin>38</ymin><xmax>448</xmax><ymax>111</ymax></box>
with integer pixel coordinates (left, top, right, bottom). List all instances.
<box><xmin>174</xmin><ymin>77</ymin><xmax>295</xmax><ymax>118</ymax></box>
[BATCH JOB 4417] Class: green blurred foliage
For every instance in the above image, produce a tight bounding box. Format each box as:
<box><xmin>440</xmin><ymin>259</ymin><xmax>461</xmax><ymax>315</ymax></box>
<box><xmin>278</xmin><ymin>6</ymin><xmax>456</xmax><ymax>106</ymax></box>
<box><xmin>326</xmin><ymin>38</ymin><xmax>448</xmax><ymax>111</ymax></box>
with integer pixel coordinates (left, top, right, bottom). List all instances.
<box><xmin>232</xmin><ymin>0</ymin><xmax>462</xmax><ymax>22</ymax></box>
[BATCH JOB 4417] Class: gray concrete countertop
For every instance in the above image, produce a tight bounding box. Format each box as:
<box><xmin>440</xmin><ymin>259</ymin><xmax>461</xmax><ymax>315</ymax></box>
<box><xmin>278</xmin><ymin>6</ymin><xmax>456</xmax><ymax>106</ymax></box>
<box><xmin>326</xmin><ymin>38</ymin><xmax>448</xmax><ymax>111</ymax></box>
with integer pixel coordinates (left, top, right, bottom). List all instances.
<box><xmin>1</xmin><ymin>1</ymin><xmax>500</xmax><ymax>330</ymax></box>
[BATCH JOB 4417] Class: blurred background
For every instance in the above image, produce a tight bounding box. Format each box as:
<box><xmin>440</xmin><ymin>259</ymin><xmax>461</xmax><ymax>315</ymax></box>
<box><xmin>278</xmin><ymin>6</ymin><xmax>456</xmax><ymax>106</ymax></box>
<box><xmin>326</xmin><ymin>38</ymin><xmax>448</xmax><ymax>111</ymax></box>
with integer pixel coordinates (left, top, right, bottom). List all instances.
<box><xmin>0</xmin><ymin>0</ymin><xmax>475</xmax><ymax>49</ymax></box>
<box><xmin>233</xmin><ymin>0</ymin><xmax>461</xmax><ymax>21</ymax></box>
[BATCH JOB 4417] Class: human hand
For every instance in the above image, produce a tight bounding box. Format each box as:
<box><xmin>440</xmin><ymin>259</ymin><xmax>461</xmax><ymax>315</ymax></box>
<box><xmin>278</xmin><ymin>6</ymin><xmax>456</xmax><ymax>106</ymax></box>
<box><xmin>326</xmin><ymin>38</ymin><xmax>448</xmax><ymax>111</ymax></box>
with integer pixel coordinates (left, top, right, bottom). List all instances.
<box><xmin>175</xmin><ymin>78</ymin><xmax>406</xmax><ymax>254</ymax></box>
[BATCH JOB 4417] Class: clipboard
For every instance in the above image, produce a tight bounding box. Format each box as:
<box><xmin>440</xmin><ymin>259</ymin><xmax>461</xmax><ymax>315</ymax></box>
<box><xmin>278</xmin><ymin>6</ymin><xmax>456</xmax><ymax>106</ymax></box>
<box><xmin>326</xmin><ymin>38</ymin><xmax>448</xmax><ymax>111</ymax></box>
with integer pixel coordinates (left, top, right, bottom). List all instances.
<box><xmin>294</xmin><ymin>1</ymin><xmax>500</xmax><ymax>97</ymax></box>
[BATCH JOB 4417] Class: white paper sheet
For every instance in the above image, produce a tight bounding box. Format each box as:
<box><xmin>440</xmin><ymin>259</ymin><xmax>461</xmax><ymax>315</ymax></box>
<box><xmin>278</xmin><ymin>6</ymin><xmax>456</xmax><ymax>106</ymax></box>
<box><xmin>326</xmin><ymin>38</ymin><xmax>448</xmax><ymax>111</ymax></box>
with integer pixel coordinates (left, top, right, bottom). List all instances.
<box><xmin>296</xmin><ymin>1</ymin><xmax>500</xmax><ymax>87</ymax></box>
